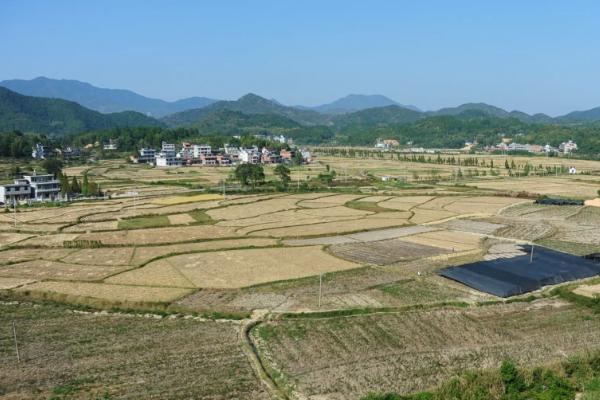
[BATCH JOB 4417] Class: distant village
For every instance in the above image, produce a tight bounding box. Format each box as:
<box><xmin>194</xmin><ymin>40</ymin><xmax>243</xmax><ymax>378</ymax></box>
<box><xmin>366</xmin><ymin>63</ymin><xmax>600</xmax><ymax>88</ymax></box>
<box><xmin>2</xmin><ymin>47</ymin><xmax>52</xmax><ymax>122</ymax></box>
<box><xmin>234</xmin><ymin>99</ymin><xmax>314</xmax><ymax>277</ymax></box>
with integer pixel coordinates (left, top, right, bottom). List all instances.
<box><xmin>129</xmin><ymin>135</ymin><xmax>312</xmax><ymax>168</ymax></box>
<box><xmin>375</xmin><ymin>137</ymin><xmax>579</xmax><ymax>155</ymax></box>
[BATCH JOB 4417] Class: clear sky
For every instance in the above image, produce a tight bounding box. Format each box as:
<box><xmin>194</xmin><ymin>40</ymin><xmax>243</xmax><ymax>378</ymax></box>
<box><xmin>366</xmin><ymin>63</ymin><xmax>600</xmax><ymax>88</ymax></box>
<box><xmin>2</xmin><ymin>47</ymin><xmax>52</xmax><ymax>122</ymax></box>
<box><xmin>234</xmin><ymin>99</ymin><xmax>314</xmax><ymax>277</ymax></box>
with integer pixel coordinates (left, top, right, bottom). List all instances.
<box><xmin>1</xmin><ymin>0</ymin><xmax>599</xmax><ymax>115</ymax></box>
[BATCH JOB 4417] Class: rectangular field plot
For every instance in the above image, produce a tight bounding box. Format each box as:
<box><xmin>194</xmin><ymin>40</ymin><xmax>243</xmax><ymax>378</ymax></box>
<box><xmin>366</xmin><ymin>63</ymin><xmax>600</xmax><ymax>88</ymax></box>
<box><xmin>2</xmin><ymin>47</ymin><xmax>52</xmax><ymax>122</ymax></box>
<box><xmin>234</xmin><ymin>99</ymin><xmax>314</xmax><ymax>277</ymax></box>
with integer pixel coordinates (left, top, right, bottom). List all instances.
<box><xmin>115</xmin><ymin>246</ymin><xmax>360</xmax><ymax>289</ymax></box>
<box><xmin>16</xmin><ymin>281</ymin><xmax>193</xmax><ymax>303</ymax></box>
<box><xmin>328</xmin><ymin>238</ymin><xmax>449</xmax><ymax>265</ymax></box>
<box><xmin>0</xmin><ymin>260</ymin><xmax>127</xmax><ymax>281</ymax></box>
<box><xmin>254</xmin><ymin>300</ymin><xmax>600</xmax><ymax>399</ymax></box>
<box><xmin>401</xmin><ymin>230</ymin><xmax>482</xmax><ymax>251</ymax></box>
<box><xmin>0</xmin><ymin>303</ymin><xmax>270</xmax><ymax>400</ymax></box>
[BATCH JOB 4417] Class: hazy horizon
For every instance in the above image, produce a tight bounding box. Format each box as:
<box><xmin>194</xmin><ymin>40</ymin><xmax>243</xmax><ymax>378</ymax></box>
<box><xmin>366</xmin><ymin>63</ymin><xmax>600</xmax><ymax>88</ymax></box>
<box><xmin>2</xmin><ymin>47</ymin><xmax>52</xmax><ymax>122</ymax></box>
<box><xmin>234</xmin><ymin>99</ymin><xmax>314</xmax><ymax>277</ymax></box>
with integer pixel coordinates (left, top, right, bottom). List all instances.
<box><xmin>2</xmin><ymin>0</ymin><xmax>600</xmax><ymax>116</ymax></box>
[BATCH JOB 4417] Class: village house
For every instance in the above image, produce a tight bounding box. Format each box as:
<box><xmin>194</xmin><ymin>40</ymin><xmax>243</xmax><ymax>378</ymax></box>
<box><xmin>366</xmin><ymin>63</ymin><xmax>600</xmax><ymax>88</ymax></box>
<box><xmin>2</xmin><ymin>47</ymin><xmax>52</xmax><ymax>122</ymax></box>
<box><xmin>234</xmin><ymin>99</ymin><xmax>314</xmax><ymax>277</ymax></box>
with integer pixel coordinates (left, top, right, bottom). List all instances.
<box><xmin>559</xmin><ymin>140</ymin><xmax>578</xmax><ymax>154</ymax></box>
<box><xmin>103</xmin><ymin>139</ymin><xmax>118</xmax><ymax>151</ymax></box>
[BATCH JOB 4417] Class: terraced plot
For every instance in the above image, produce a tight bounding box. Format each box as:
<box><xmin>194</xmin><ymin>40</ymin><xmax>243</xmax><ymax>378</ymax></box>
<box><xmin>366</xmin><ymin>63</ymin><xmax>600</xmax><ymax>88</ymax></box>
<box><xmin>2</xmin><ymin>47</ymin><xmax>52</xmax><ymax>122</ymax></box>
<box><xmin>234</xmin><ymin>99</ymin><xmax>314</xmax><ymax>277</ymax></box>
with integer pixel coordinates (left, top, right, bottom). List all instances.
<box><xmin>254</xmin><ymin>300</ymin><xmax>600</xmax><ymax>399</ymax></box>
<box><xmin>328</xmin><ymin>238</ymin><xmax>449</xmax><ymax>265</ymax></box>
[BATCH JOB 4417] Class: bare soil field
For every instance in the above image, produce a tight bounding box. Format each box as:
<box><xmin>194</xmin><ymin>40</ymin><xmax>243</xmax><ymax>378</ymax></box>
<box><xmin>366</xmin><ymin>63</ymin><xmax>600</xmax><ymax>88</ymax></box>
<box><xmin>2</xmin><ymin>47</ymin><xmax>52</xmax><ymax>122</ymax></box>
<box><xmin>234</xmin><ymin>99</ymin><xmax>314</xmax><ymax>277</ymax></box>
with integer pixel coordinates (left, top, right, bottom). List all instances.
<box><xmin>328</xmin><ymin>238</ymin><xmax>449</xmax><ymax>265</ymax></box>
<box><xmin>254</xmin><ymin>300</ymin><xmax>600</xmax><ymax>399</ymax></box>
<box><xmin>0</xmin><ymin>302</ymin><xmax>270</xmax><ymax>399</ymax></box>
<box><xmin>574</xmin><ymin>283</ymin><xmax>600</xmax><ymax>298</ymax></box>
<box><xmin>401</xmin><ymin>230</ymin><xmax>482</xmax><ymax>251</ymax></box>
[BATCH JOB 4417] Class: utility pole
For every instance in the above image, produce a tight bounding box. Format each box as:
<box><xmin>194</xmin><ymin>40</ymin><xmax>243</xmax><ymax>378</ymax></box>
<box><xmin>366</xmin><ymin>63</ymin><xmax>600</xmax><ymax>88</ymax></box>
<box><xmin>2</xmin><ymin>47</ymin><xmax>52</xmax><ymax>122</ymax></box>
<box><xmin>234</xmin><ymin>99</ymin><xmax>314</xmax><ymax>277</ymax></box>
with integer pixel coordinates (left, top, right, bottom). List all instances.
<box><xmin>318</xmin><ymin>273</ymin><xmax>323</xmax><ymax>308</ymax></box>
<box><xmin>12</xmin><ymin>321</ymin><xmax>20</xmax><ymax>364</ymax></box>
<box><xmin>13</xmin><ymin>198</ymin><xmax>16</xmax><ymax>228</ymax></box>
<box><xmin>530</xmin><ymin>244</ymin><xmax>534</xmax><ymax>263</ymax></box>
<box><xmin>297</xmin><ymin>166</ymin><xmax>300</xmax><ymax>190</ymax></box>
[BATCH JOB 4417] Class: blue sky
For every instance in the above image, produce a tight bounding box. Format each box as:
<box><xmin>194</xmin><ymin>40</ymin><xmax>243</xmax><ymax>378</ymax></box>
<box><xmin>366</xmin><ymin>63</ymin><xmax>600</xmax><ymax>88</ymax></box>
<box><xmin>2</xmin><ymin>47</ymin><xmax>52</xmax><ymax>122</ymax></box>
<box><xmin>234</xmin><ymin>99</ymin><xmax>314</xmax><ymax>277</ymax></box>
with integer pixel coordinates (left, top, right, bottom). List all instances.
<box><xmin>1</xmin><ymin>0</ymin><xmax>599</xmax><ymax>115</ymax></box>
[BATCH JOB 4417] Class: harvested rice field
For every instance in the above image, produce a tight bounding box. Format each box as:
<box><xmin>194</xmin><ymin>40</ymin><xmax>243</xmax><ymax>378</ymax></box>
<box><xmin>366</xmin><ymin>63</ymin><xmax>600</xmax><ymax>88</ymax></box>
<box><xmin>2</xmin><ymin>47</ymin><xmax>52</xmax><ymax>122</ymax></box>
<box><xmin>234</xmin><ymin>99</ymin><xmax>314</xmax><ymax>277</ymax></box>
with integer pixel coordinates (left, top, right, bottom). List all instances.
<box><xmin>112</xmin><ymin>246</ymin><xmax>360</xmax><ymax>289</ymax></box>
<box><xmin>16</xmin><ymin>281</ymin><xmax>193</xmax><ymax>304</ymax></box>
<box><xmin>0</xmin><ymin>302</ymin><xmax>270</xmax><ymax>399</ymax></box>
<box><xmin>254</xmin><ymin>299</ymin><xmax>600</xmax><ymax>399</ymax></box>
<box><xmin>3</xmin><ymin>156</ymin><xmax>600</xmax><ymax>400</ymax></box>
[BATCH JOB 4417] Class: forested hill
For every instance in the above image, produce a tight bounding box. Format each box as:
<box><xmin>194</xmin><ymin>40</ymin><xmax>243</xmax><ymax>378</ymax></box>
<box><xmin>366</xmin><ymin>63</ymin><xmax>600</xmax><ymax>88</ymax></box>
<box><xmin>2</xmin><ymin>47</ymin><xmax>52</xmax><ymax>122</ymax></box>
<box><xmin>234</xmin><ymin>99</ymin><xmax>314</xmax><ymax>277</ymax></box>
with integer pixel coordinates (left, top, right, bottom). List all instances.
<box><xmin>162</xmin><ymin>93</ymin><xmax>331</xmax><ymax>127</ymax></box>
<box><xmin>0</xmin><ymin>77</ymin><xmax>218</xmax><ymax>117</ymax></box>
<box><xmin>0</xmin><ymin>87</ymin><xmax>164</xmax><ymax>135</ymax></box>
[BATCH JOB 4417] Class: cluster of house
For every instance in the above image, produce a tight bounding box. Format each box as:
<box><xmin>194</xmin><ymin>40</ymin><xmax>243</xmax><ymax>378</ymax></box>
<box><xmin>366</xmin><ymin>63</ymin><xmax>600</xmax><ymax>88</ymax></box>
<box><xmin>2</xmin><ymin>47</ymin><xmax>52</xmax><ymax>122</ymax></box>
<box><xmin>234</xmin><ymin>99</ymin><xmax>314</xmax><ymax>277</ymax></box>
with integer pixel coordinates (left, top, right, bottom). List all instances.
<box><xmin>489</xmin><ymin>139</ymin><xmax>578</xmax><ymax>154</ymax></box>
<box><xmin>32</xmin><ymin>143</ymin><xmax>81</xmax><ymax>160</ymax></box>
<box><xmin>131</xmin><ymin>141</ymin><xmax>312</xmax><ymax>167</ymax></box>
<box><xmin>375</xmin><ymin>139</ymin><xmax>400</xmax><ymax>150</ymax></box>
<box><xmin>0</xmin><ymin>171</ymin><xmax>60</xmax><ymax>205</ymax></box>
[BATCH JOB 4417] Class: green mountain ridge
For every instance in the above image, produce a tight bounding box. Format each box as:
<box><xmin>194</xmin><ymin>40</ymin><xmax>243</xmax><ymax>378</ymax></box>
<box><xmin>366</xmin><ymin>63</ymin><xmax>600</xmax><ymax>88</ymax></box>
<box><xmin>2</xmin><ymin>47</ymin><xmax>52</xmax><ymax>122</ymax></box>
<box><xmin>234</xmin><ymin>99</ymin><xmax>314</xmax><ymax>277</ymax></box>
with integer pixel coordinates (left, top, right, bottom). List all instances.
<box><xmin>0</xmin><ymin>77</ymin><xmax>218</xmax><ymax>117</ymax></box>
<box><xmin>0</xmin><ymin>87</ymin><xmax>164</xmax><ymax>135</ymax></box>
<box><xmin>162</xmin><ymin>93</ymin><xmax>331</xmax><ymax>127</ymax></box>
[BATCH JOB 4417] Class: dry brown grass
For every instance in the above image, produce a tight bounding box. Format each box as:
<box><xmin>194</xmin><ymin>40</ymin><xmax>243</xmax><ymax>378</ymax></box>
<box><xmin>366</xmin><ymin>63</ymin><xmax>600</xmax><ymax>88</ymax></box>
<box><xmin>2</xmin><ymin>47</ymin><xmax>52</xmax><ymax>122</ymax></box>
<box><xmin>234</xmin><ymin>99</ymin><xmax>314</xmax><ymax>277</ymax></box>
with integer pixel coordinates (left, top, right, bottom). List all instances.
<box><xmin>0</xmin><ymin>302</ymin><xmax>270</xmax><ymax>399</ymax></box>
<box><xmin>129</xmin><ymin>246</ymin><xmax>360</xmax><ymax>289</ymax></box>
<box><xmin>254</xmin><ymin>300</ymin><xmax>600</xmax><ymax>399</ymax></box>
<box><xmin>167</xmin><ymin>213</ymin><xmax>195</xmax><ymax>225</ymax></box>
<box><xmin>128</xmin><ymin>238</ymin><xmax>278</xmax><ymax>265</ymax></box>
<box><xmin>250</xmin><ymin>217</ymin><xmax>411</xmax><ymax>238</ymax></box>
<box><xmin>0</xmin><ymin>260</ymin><xmax>127</xmax><ymax>281</ymax></box>
<box><xmin>105</xmin><ymin>259</ymin><xmax>196</xmax><ymax>288</ymax></box>
<box><xmin>77</xmin><ymin>225</ymin><xmax>238</xmax><ymax>245</ymax></box>
<box><xmin>0</xmin><ymin>248</ymin><xmax>75</xmax><ymax>264</ymax></box>
<box><xmin>0</xmin><ymin>276</ymin><xmax>35</xmax><ymax>289</ymax></box>
<box><xmin>62</xmin><ymin>247</ymin><xmax>135</xmax><ymax>266</ymax></box>
<box><xmin>16</xmin><ymin>281</ymin><xmax>193</xmax><ymax>303</ymax></box>
<box><xmin>151</xmin><ymin>193</ymin><xmax>223</xmax><ymax>205</ymax></box>
<box><xmin>207</xmin><ymin>197</ymin><xmax>299</xmax><ymax>220</ymax></box>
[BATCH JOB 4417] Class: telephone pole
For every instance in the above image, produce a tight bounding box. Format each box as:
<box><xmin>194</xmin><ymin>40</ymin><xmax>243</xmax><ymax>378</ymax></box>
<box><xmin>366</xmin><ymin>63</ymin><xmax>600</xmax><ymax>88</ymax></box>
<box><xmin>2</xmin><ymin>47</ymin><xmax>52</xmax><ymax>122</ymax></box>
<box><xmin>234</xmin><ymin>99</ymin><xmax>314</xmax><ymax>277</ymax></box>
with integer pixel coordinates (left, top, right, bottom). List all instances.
<box><xmin>318</xmin><ymin>273</ymin><xmax>323</xmax><ymax>308</ymax></box>
<box><xmin>12</xmin><ymin>321</ymin><xmax>20</xmax><ymax>364</ymax></box>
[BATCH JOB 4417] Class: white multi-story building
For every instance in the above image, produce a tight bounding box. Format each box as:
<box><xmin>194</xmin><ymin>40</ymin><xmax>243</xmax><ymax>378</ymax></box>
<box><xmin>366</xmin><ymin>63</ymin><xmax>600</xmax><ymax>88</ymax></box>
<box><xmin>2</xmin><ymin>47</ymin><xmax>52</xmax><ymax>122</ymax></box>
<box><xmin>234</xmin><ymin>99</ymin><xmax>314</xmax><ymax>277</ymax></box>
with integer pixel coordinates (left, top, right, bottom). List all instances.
<box><xmin>103</xmin><ymin>139</ymin><xmax>118</xmax><ymax>151</ymax></box>
<box><xmin>559</xmin><ymin>140</ymin><xmax>578</xmax><ymax>154</ymax></box>
<box><xmin>193</xmin><ymin>144</ymin><xmax>212</xmax><ymax>158</ymax></box>
<box><xmin>161</xmin><ymin>142</ymin><xmax>177</xmax><ymax>156</ymax></box>
<box><xmin>23</xmin><ymin>172</ymin><xmax>60</xmax><ymax>201</ymax></box>
<box><xmin>138</xmin><ymin>148</ymin><xmax>156</xmax><ymax>163</ymax></box>
<box><xmin>239</xmin><ymin>148</ymin><xmax>260</xmax><ymax>164</ymax></box>
<box><xmin>0</xmin><ymin>179</ymin><xmax>33</xmax><ymax>204</ymax></box>
<box><xmin>155</xmin><ymin>152</ymin><xmax>182</xmax><ymax>167</ymax></box>
<box><xmin>32</xmin><ymin>143</ymin><xmax>48</xmax><ymax>159</ymax></box>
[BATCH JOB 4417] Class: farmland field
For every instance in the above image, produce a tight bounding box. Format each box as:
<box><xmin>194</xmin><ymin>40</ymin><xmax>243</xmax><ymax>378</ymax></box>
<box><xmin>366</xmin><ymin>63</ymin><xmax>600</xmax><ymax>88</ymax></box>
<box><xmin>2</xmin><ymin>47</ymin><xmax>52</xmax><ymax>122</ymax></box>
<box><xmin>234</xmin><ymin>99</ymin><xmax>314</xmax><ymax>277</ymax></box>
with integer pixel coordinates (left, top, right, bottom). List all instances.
<box><xmin>2</xmin><ymin>155</ymin><xmax>600</xmax><ymax>399</ymax></box>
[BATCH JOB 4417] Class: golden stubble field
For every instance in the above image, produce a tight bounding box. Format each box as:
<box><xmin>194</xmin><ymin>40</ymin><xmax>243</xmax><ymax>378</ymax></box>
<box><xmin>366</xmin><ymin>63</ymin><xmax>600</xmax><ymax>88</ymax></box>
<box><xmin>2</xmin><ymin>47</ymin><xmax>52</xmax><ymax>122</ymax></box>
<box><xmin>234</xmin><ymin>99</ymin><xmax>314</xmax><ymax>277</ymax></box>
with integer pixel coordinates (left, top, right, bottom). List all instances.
<box><xmin>1</xmin><ymin>154</ymin><xmax>599</xmax><ymax>310</ymax></box>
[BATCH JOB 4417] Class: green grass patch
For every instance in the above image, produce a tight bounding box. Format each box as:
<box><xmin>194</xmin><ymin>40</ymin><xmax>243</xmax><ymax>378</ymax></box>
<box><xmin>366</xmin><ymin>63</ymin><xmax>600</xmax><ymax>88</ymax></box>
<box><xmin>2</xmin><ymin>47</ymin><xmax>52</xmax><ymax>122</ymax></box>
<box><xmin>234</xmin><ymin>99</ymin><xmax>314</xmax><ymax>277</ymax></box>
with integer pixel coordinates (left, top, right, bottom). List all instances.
<box><xmin>363</xmin><ymin>352</ymin><xmax>600</xmax><ymax>400</ymax></box>
<box><xmin>346</xmin><ymin>200</ymin><xmax>394</xmax><ymax>213</ymax></box>
<box><xmin>536</xmin><ymin>238</ymin><xmax>600</xmax><ymax>256</ymax></box>
<box><xmin>117</xmin><ymin>215</ymin><xmax>170</xmax><ymax>230</ymax></box>
<box><xmin>188</xmin><ymin>209</ymin><xmax>212</xmax><ymax>224</ymax></box>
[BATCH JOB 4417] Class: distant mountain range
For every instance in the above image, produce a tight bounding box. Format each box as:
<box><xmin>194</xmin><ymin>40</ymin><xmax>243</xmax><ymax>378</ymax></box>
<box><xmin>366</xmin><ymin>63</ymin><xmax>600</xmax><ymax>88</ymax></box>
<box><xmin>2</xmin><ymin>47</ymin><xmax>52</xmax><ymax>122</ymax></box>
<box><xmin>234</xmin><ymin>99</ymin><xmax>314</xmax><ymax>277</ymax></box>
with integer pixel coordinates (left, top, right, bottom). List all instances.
<box><xmin>0</xmin><ymin>87</ymin><xmax>164</xmax><ymax>135</ymax></box>
<box><xmin>306</xmin><ymin>94</ymin><xmax>420</xmax><ymax>114</ymax></box>
<box><xmin>0</xmin><ymin>77</ymin><xmax>218</xmax><ymax>118</ymax></box>
<box><xmin>2</xmin><ymin>77</ymin><xmax>600</xmax><ymax>137</ymax></box>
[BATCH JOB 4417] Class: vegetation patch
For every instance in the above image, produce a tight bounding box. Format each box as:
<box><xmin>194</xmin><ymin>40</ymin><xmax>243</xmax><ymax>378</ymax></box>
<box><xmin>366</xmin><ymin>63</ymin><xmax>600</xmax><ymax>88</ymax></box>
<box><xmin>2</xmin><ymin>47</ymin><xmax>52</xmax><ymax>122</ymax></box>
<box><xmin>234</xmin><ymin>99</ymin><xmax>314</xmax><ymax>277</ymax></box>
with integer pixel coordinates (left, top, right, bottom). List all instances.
<box><xmin>117</xmin><ymin>214</ymin><xmax>170</xmax><ymax>230</ymax></box>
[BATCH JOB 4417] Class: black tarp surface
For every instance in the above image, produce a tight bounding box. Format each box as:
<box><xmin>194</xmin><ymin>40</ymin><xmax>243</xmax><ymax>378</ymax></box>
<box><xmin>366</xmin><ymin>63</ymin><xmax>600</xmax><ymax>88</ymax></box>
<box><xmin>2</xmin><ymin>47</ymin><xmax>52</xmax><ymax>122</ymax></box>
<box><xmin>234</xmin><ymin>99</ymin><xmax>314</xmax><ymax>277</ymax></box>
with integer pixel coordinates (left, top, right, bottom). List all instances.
<box><xmin>439</xmin><ymin>245</ymin><xmax>600</xmax><ymax>297</ymax></box>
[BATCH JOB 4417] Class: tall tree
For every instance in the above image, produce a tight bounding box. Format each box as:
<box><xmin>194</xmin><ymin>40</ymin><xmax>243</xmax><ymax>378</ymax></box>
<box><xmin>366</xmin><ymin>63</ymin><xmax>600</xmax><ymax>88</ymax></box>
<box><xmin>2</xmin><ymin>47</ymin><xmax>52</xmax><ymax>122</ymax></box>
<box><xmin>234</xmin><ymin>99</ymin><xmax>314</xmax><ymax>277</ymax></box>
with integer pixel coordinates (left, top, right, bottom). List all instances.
<box><xmin>274</xmin><ymin>164</ymin><xmax>291</xmax><ymax>187</ymax></box>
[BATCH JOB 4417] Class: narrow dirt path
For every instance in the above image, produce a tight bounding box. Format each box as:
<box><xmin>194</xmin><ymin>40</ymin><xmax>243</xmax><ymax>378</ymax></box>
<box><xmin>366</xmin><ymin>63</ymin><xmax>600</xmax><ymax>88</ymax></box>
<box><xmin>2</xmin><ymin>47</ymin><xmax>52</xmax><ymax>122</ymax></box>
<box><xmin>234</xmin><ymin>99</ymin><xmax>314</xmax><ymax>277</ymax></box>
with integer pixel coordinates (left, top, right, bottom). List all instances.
<box><xmin>239</xmin><ymin>309</ymin><xmax>292</xmax><ymax>400</ymax></box>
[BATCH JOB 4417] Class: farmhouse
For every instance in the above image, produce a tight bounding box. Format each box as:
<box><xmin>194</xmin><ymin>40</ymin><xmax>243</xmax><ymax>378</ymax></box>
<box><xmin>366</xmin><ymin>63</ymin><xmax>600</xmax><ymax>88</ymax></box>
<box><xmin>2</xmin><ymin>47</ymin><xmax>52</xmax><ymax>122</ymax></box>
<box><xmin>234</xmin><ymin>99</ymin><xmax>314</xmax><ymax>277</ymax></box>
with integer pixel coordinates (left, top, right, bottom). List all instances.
<box><xmin>0</xmin><ymin>172</ymin><xmax>61</xmax><ymax>204</ymax></box>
